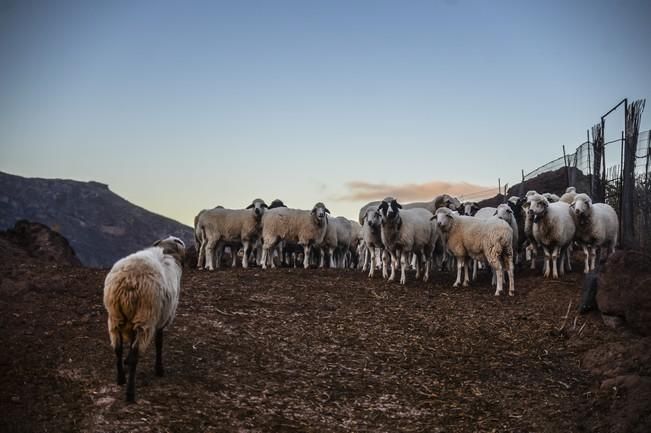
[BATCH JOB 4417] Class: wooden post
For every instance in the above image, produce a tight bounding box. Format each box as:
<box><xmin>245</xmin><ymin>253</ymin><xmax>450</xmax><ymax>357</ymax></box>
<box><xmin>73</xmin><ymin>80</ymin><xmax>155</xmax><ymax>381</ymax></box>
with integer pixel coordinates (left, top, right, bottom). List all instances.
<box><xmin>621</xmin><ymin>99</ymin><xmax>646</xmax><ymax>249</ymax></box>
<box><xmin>562</xmin><ymin>145</ymin><xmax>570</xmax><ymax>189</ymax></box>
<box><xmin>520</xmin><ymin>170</ymin><xmax>525</xmax><ymax>197</ymax></box>
<box><xmin>591</xmin><ymin>123</ymin><xmax>604</xmax><ymax>203</ymax></box>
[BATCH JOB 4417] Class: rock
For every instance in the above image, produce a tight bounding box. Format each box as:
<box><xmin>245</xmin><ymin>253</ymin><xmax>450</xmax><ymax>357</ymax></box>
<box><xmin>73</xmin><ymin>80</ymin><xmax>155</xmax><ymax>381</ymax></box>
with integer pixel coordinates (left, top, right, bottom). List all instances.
<box><xmin>0</xmin><ymin>220</ymin><xmax>81</xmax><ymax>266</ymax></box>
<box><xmin>601</xmin><ymin>314</ymin><xmax>625</xmax><ymax>330</ymax></box>
<box><xmin>597</xmin><ymin>250</ymin><xmax>651</xmax><ymax>336</ymax></box>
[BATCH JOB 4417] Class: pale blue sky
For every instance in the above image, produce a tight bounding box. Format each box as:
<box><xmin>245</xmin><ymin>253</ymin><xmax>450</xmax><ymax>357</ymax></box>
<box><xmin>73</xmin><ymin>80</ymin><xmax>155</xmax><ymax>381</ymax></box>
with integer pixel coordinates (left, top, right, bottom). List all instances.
<box><xmin>1</xmin><ymin>0</ymin><xmax>649</xmax><ymax>224</ymax></box>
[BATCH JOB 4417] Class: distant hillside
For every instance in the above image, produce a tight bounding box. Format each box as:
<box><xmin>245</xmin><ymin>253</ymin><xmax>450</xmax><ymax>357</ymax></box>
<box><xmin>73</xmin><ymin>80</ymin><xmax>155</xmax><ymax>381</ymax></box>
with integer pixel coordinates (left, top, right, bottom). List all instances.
<box><xmin>0</xmin><ymin>172</ymin><xmax>193</xmax><ymax>268</ymax></box>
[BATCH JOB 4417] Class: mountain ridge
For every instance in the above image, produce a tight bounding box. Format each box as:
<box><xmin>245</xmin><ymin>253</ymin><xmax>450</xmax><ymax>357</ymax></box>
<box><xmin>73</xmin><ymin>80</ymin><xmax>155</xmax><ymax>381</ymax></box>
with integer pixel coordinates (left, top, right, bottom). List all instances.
<box><xmin>0</xmin><ymin>171</ymin><xmax>193</xmax><ymax>267</ymax></box>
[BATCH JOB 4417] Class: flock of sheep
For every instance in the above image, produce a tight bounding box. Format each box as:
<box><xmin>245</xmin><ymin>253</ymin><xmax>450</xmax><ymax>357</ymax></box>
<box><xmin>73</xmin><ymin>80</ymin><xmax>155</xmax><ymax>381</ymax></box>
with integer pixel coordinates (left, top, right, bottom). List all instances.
<box><xmin>102</xmin><ymin>187</ymin><xmax>619</xmax><ymax>401</ymax></box>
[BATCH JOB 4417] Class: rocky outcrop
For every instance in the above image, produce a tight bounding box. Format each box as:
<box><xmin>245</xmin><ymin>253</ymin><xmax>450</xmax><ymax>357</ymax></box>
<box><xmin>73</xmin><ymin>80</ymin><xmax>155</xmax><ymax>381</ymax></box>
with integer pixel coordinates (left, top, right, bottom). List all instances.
<box><xmin>0</xmin><ymin>220</ymin><xmax>81</xmax><ymax>266</ymax></box>
<box><xmin>597</xmin><ymin>250</ymin><xmax>651</xmax><ymax>336</ymax></box>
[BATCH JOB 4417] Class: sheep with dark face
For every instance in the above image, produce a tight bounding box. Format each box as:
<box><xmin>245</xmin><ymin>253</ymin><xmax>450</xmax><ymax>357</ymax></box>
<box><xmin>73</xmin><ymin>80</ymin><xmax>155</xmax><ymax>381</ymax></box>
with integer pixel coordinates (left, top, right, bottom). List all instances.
<box><xmin>570</xmin><ymin>193</ymin><xmax>618</xmax><ymax>273</ymax></box>
<box><xmin>377</xmin><ymin>198</ymin><xmax>438</xmax><ymax>285</ymax></box>
<box><xmin>260</xmin><ymin>202</ymin><xmax>330</xmax><ymax>269</ymax></box>
<box><xmin>528</xmin><ymin>194</ymin><xmax>576</xmax><ymax>279</ymax></box>
<box><xmin>460</xmin><ymin>201</ymin><xmax>480</xmax><ymax>216</ymax></box>
<box><xmin>268</xmin><ymin>199</ymin><xmax>286</xmax><ymax>209</ymax></box>
<box><xmin>103</xmin><ymin>236</ymin><xmax>186</xmax><ymax>402</ymax></box>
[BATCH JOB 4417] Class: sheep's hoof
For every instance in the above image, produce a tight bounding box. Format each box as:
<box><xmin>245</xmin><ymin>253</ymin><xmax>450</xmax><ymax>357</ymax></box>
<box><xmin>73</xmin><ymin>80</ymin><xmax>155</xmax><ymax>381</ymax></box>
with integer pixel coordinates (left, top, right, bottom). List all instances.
<box><xmin>462</xmin><ymin>282</ymin><xmax>469</xmax><ymax>287</ymax></box>
<box><xmin>494</xmin><ymin>291</ymin><xmax>502</xmax><ymax>296</ymax></box>
<box><xmin>508</xmin><ymin>291</ymin><xmax>515</xmax><ymax>297</ymax></box>
<box><xmin>453</xmin><ymin>282</ymin><xmax>460</xmax><ymax>288</ymax></box>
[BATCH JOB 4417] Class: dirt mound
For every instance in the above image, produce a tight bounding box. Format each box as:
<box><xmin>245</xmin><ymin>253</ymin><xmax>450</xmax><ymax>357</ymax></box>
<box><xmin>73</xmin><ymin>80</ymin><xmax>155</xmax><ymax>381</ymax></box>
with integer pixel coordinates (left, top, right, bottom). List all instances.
<box><xmin>507</xmin><ymin>166</ymin><xmax>591</xmax><ymax>197</ymax></box>
<box><xmin>597</xmin><ymin>250</ymin><xmax>651</xmax><ymax>336</ymax></box>
<box><xmin>0</xmin><ymin>220</ymin><xmax>81</xmax><ymax>266</ymax></box>
<box><xmin>582</xmin><ymin>337</ymin><xmax>651</xmax><ymax>433</ymax></box>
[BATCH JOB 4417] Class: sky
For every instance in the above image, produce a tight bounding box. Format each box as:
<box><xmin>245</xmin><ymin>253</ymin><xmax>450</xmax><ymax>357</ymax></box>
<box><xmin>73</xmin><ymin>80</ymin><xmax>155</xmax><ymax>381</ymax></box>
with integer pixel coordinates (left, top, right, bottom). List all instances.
<box><xmin>1</xmin><ymin>0</ymin><xmax>650</xmax><ymax>225</ymax></box>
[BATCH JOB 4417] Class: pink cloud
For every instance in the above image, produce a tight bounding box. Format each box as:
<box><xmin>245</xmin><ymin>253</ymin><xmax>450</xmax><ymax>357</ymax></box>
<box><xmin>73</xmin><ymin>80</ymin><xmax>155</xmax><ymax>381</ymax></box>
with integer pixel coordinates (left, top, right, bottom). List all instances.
<box><xmin>337</xmin><ymin>180</ymin><xmax>496</xmax><ymax>202</ymax></box>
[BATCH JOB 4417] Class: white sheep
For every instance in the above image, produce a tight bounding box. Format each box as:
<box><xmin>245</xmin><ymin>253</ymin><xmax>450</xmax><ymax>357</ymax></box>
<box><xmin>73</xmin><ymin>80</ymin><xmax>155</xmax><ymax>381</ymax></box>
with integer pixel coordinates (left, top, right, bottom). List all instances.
<box><xmin>260</xmin><ymin>202</ymin><xmax>330</xmax><ymax>269</ymax></box>
<box><xmin>347</xmin><ymin>219</ymin><xmax>363</xmax><ymax>268</ymax></box>
<box><xmin>377</xmin><ymin>198</ymin><xmax>438</xmax><ymax>285</ymax></box>
<box><xmin>434</xmin><ymin>208</ymin><xmax>515</xmax><ymax>296</ymax></box>
<box><xmin>528</xmin><ymin>194</ymin><xmax>576</xmax><ymax>279</ymax></box>
<box><xmin>570</xmin><ymin>193</ymin><xmax>618</xmax><ymax>273</ymax></box>
<box><xmin>316</xmin><ymin>213</ymin><xmax>339</xmax><ymax>268</ymax></box>
<box><xmin>103</xmin><ymin>236</ymin><xmax>186</xmax><ymax>402</ymax></box>
<box><xmin>559</xmin><ymin>186</ymin><xmax>577</xmax><ymax>204</ymax></box>
<box><xmin>196</xmin><ymin>199</ymin><xmax>267</xmax><ymax>270</ymax></box>
<box><xmin>360</xmin><ymin>205</ymin><xmax>388</xmax><ymax>278</ymax></box>
<box><xmin>472</xmin><ymin>204</ymin><xmax>519</xmax><ymax>280</ymax></box>
<box><xmin>193</xmin><ymin>205</ymin><xmax>223</xmax><ymax>269</ymax></box>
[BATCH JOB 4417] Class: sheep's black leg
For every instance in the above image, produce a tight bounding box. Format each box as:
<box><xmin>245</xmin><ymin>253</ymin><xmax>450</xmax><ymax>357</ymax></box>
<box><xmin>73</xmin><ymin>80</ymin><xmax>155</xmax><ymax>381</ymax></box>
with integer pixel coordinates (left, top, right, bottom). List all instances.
<box><xmin>115</xmin><ymin>333</ymin><xmax>125</xmax><ymax>385</ymax></box>
<box><xmin>125</xmin><ymin>331</ymin><xmax>139</xmax><ymax>403</ymax></box>
<box><xmin>155</xmin><ymin>329</ymin><xmax>164</xmax><ymax>377</ymax></box>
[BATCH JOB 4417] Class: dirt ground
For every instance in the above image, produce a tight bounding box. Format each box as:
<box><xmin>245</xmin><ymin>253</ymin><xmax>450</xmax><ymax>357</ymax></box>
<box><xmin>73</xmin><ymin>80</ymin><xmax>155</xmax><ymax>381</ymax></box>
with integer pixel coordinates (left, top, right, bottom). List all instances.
<box><xmin>0</xmin><ymin>259</ymin><xmax>647</xmax><ymax>432</ymax></box>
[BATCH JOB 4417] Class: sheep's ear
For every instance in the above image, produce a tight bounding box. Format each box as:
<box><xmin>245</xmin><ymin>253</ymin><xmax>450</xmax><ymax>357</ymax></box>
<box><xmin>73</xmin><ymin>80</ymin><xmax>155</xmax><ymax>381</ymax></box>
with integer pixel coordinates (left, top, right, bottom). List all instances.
<box><xmin>246</xmin><ymin>203</ymin><xmax>254</xmax><ymax>209</ymax></box>
<box><xmin>392</xmin><ymin>200</ymin><xmax>402</xmax><ymax>209</ymax></box>
<box><xmin>311</xmin><ymin>207</ymin><xmax>316</xmax><ymax>214</ymax></box>
<box><xmin>325</xmin><ymin>207</ymin><xmax>331</xmax><ymax>214</ymax></box>
<box><xmin>430</xmin><ymin>215</ymin><xmax>436</xmax><ymax>221</ymax></box>
<box><xmin>153</xmin><ymin>239</ymin><xmax>162</xmax><ymax>247</ymax></box>
<box><xmin>262</xmin><ymin>203</ymin><xmax>268</xmax><ymax>208</ymax></box>
<box><xmin>493</xmin><ymin>210</ymin><xmax>498</xmax><ymax>216</ymax></box>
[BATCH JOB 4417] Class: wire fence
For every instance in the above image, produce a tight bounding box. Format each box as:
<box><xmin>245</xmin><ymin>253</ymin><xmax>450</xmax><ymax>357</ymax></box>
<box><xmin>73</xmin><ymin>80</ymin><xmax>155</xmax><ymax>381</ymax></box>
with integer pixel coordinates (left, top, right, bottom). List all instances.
<box><xmin>460</xmin><ymin>123</ymin><xmax>650</xmax><ymax>249</ymax></box>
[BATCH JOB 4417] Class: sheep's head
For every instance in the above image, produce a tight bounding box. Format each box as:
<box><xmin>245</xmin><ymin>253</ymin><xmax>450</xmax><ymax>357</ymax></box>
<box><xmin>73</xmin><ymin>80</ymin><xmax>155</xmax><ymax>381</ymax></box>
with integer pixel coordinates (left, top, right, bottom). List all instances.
<box><xmin>433</xmin><ymin>207</ymin><xmax>454</xmax><ymax>232</ymax></box>
<box><xmin>543</xmin><ymin>192</ymin><xmax>559</xmax><ymax>203</ymax></box>
<box><xmin>153</xmin><ymin>236</ymin><xmax>186</xmax><ymax>265</ymax></box>
<box><xmin>435</xmin><ymin>194</ymin><xmax>460</xmax><ymax>211</ymax></box>
<box><xmin>448</xmin><ymin>196</ymin><xmax>462</xmax><ymax>211</ymax></box>
<box><xmin>461</xmin><ymin>201</ymin><xmax>479</xmax><ymax>216</ymax></box>
<box><xmin>268</xmin><ymin>199</ymin><xmax>286</xmax><ymax>209</ymax></box>
<box><xmin>377</xmin><ymin>197</ymin><xmax>401</xmax><ymax>224</ymax></box>
<box><xmin>494</xmin><ymin>203</ymin><xmax>514</xmax><ymax>223</ymax></box>
<box><xmin>570</xmin><ymin>193</ymin><xmax>592</xmax><ymax>223</ymax></box>
<box><xmin>311</xmin><ymin>202</ymin><xmax>330</xmax><ymax>226</ymax></box>
<box><xmin>363</xmin><ymin>206</ymin><xmax>382</xmax><ymax>229</ymax></box>
<box><xmin>528</xmin><ymin>194</ymin><xmax>549</xmax><ymax>223</ymax></box>
<box><xmin>246</xmin><ymin>198</ymin><xmax>268</xmax><ymax>218</ymax></box>
<box><xmin>525</xmin><ymin>190</ymin><xmax>538</xmax><ymax>201</ymax></box>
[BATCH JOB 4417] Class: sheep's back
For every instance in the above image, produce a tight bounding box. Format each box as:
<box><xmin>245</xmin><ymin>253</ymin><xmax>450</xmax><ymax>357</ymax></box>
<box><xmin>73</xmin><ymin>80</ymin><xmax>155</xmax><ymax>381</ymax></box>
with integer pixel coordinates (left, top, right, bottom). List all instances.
<box><xmin>104</xmin><ymin>248</ymin><xmax>180</xmax><ymax>331</ymax></box>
